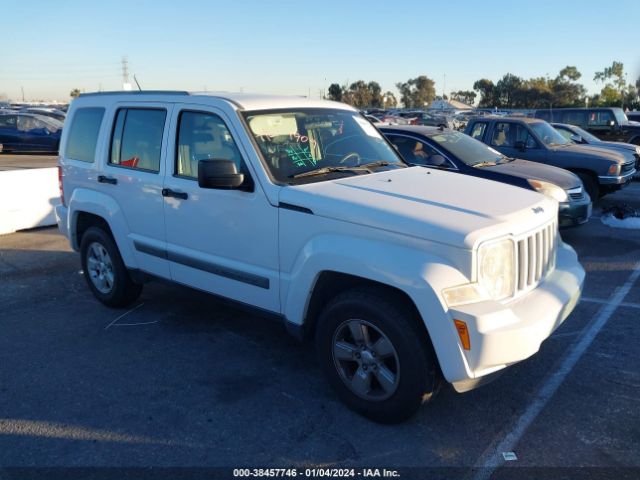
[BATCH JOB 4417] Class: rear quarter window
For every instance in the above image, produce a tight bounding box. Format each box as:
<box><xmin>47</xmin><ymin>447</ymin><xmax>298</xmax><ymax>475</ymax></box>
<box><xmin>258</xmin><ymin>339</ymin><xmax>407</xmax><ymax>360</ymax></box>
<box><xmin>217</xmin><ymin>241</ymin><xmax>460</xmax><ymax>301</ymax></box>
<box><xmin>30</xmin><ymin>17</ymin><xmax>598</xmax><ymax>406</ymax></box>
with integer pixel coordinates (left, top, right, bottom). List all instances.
<box><xmin>65</xmin><ymin>107</ymin><xmax>105</xmax><ymax>163</ymax></box>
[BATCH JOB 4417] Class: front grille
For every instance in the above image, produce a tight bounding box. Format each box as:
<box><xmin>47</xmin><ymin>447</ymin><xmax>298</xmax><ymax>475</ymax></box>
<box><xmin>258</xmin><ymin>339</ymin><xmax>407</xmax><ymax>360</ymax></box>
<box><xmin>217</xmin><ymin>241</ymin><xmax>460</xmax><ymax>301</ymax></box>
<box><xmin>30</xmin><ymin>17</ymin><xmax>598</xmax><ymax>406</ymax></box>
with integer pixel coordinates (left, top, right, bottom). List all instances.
<box><xmin>567</xmin><ymin>186</ymin><xmax>584</xmax><ymax>201</ymax></box>
<box><xmin>622</xmin><ymin>162</ymin><xmax>635</xmax><ymax>175</ymax></box>
<box><xmin>515</xmin><ymin>221</ymin><xmax>557</xmax><ymax>294</ymax></box>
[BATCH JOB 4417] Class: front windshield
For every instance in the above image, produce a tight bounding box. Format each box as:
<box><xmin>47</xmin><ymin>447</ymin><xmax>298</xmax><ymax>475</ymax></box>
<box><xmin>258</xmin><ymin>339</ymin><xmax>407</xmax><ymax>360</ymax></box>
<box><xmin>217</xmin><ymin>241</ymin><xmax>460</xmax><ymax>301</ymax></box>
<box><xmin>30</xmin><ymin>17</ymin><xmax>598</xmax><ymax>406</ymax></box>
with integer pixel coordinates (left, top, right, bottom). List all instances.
<box><xmin>428</xmin><ymin>130</ymin><xmax>504</xmax><ymax>166</ymax></box>
<box><xmin>530</xmin><ymin>121</ymin><xmax>570</xmax><ymax>146</ymax></box>
<box><xmin>243</xmin><ymin>109</ymin><xmax>404</xmax><ymax>183</ymax></box>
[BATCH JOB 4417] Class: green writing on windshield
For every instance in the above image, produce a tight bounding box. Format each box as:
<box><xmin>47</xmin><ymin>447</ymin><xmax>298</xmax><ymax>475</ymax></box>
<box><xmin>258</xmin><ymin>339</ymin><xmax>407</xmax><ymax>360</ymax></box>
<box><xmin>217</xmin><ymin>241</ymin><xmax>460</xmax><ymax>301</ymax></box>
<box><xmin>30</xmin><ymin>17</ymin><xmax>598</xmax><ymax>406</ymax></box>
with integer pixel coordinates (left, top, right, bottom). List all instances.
<box><xmin>285</xmin><ymin>144</ymin><xmax>316</xmax><ymax>167</ymax></box>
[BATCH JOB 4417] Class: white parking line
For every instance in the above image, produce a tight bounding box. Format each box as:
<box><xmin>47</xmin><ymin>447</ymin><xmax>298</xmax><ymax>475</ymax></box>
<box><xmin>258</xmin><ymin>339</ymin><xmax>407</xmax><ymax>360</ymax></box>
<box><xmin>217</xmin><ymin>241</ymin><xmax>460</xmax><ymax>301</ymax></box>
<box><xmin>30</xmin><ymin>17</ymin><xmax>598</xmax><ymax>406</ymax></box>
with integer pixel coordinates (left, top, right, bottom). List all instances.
<box><xmin>581</xmin><ymin>296</ymin><xmax>640</xmax><ymax>310</ymax></box>
<box><xmin>471</xmin><ymin>260</ymin><xmax>640</xmax><ymax>480</ymax></box>
<box><xmin>104</xmin><ymin>303</ymin><xmax>145</xmax><ymax>330</ymax></box>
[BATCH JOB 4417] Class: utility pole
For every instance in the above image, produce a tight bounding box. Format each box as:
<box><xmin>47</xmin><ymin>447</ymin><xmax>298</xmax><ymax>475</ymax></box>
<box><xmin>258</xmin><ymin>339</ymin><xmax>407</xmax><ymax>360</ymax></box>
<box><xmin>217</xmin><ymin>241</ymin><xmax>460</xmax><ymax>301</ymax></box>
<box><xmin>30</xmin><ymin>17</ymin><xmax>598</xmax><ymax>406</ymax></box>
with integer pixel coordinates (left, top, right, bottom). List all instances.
<box><xmin>21</xmin><ymin>86</ymin><xmax>25</xmax><ymax>102</ymax></box>
<box><xmin>121</xmin><ymin>56</ymin><xmax>131</xmax><ymax>91</ymax></box>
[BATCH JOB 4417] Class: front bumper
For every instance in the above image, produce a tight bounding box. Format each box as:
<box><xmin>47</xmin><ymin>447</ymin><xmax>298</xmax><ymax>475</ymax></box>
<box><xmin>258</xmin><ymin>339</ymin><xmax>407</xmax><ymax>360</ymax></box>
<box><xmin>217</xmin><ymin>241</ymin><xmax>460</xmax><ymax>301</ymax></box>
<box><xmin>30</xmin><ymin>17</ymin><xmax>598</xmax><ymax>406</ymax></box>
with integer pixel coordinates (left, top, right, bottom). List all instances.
<box><xmin>55</xmin><ymin>203</ymin><xmax>70</xmax><ymax>240</ymax></box>
<box><xmin>598</xmin><ymin>169</ymin><xmax>636</xmax><ymax>185</ymax></box>
<box><xmin>558</xmin><ymin>198</ymin><xmax>591</xmax><ymax>228</ymax></box>
<box><xmin>447</xmin><ymin>242</ymin><xmax>584</xmax><ymax>392</ymax></box>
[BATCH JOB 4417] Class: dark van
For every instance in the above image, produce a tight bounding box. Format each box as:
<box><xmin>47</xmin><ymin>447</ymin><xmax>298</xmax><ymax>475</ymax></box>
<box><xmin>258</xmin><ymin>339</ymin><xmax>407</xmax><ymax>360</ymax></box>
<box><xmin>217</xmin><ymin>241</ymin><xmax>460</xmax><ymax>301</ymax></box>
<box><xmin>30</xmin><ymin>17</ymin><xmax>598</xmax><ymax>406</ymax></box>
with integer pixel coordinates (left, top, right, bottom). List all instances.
<box><xmin>534</xmin><ymin>108</ymin><xmax>640</xmax><ymax>145</ymax></box>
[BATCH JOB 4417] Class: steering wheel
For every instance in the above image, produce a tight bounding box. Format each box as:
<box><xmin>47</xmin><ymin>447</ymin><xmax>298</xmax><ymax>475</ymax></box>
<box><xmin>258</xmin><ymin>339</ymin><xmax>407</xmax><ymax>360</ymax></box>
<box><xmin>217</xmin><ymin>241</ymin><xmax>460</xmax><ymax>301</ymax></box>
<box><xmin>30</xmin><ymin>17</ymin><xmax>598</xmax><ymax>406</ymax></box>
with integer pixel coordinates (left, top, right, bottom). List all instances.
<box><xmin>339</xmin><ymin>152</ymin><xmax>361</xmax><ymax>165</ymax></box>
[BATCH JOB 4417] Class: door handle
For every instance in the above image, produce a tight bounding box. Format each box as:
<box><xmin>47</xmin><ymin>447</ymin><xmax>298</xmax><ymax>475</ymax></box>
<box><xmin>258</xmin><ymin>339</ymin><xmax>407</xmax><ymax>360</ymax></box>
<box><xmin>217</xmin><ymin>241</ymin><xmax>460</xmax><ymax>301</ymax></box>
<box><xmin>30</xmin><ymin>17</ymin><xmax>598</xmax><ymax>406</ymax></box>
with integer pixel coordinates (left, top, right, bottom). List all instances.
<box><xmin>97</xmin><ymin>175</ymin><xmax>117</xmax><ymax>185</ymax></box>
<box><xmin>162</xmin><ymin>188</ymin><xmax>188</xmax><ymax>200</ymax></box>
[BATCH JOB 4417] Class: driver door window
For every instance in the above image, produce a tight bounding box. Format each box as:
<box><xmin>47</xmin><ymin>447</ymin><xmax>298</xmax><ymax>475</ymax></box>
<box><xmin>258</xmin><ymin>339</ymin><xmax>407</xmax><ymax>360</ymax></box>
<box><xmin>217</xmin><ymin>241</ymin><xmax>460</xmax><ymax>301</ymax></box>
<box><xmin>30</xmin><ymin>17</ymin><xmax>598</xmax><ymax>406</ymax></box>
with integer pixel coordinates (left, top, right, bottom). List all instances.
<box><xmin>176</xmin><ymin>111</ymin><xmax>244</xmax><ymax>179</ymax></box>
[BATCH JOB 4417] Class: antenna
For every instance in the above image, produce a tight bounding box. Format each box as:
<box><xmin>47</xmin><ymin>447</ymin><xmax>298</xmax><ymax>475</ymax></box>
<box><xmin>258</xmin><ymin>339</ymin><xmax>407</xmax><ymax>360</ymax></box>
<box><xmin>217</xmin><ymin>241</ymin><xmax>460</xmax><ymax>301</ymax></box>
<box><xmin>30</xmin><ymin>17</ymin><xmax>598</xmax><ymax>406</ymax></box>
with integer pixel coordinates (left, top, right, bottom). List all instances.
<box><xmin>133</xmin><ymin>74</ymin><xmax>142</xmax><ymax>91</ymax></box>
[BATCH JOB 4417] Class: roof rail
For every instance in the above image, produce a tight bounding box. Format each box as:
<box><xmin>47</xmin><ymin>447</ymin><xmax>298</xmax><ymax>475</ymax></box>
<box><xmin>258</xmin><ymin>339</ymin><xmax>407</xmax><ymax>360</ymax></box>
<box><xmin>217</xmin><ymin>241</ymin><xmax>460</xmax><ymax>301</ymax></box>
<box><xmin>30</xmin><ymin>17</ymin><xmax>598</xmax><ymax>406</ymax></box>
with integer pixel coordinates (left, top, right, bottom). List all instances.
<box><xmin>78</xmin><ymin>90</ymin><xmax>190</xmax><ymax>97</ymax></box>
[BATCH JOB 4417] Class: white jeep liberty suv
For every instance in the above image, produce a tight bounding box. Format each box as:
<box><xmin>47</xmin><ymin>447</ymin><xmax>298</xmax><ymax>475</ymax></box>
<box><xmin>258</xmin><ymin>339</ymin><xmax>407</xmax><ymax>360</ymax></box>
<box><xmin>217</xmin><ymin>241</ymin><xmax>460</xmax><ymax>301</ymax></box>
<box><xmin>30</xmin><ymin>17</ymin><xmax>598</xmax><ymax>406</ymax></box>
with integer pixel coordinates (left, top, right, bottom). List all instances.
<box><xmin>56</xmin><ymin>91</ymin><xmax>584</xmax><ymax>422</ymax></box>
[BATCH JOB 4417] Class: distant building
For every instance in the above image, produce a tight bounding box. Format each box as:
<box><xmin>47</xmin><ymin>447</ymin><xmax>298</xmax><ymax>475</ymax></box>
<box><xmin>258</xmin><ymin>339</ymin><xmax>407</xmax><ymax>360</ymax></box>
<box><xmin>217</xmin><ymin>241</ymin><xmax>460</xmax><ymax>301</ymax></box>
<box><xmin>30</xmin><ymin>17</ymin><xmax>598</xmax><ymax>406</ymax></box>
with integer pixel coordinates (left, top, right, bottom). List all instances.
<box><xmin>428</xmin><ymin>99</ymin><xmax>473</xmax><ymax>111</ymax></box>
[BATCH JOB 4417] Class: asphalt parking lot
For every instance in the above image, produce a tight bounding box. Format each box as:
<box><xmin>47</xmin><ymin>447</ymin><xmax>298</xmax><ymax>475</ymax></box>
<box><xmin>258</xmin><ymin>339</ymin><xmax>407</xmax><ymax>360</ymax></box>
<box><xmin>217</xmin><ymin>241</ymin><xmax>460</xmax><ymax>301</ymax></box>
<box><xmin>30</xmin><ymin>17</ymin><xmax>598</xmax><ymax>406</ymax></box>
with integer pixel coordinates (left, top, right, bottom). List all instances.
<box><xmin>0</xmin><ymin>154</ymin><xmax>58</xmax><ymax>171</ymax></box>
<box><xmin>1</xmin><ymin>183</ymin><xmax>639</xmax><ymax>480</ymax></box>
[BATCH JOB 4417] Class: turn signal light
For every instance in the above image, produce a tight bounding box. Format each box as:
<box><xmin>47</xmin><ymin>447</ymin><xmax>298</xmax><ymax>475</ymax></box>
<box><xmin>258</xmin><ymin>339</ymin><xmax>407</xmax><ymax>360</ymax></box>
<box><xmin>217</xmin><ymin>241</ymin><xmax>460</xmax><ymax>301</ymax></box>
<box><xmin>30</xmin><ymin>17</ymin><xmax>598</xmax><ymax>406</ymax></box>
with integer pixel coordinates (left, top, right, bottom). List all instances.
<box><xmin>454</xmin><ymin>319</ymin><xmax>471</xmax><ymax>350</ymax></box>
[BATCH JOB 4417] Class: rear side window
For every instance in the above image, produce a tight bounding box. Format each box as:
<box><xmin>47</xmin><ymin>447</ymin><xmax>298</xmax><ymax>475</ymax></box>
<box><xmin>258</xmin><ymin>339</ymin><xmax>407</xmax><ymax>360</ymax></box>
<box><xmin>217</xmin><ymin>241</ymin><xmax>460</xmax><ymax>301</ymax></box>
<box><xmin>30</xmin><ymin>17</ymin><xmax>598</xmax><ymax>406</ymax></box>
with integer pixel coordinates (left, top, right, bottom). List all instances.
<box><xmin>110</xmin><ymin>108</ymin><xmax>166</xmax><ymax>172</ymax></box>
<box><xmin>65</xmin><ymin>107</ymin><xmax>105</xmax><ymax>162</ymax></box>
<box><xmin>587</xmin><ymin>110</ymin><xmax>614</xmax><ymax>126</ymax></box>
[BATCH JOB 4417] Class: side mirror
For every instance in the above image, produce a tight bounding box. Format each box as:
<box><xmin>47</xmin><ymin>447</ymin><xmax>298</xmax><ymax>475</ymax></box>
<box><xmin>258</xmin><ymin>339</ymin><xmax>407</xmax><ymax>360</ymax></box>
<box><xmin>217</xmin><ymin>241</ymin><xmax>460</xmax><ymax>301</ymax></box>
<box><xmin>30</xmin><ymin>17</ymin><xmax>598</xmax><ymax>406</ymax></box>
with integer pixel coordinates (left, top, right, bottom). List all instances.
<box><xmin>608</xmin><ymin>120</ymin><xmax>616</xmax><ymax>127</ymax></box>
<box><xmin>514</xmin><ymin>140</ymin><xmax>526</xmax><ymax>151</ymax></box>
<box><xmin>570</xmin><ymin>134</ymin><xmax>583</xmax><ymax>143</ymax></box>
<box><xmin>198</xmin><ymin>159</ymin><xmax>244</xmax><ymax>189</ymax></box>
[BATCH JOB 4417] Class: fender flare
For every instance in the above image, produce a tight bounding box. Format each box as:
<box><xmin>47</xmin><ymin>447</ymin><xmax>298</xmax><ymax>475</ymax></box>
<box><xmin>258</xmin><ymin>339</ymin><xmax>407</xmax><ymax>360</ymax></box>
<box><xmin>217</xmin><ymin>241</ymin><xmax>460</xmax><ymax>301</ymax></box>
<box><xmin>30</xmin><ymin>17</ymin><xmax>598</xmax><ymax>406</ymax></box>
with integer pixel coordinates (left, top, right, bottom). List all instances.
<box><xmin>281</xmin><ymin>234</ymin><xmax>472</xmax><ymax>381</ymax></box>
<box><xmin>68</xmin><ymin>188</ymin><xmax>138</xmax><ymax>269</ymax></box>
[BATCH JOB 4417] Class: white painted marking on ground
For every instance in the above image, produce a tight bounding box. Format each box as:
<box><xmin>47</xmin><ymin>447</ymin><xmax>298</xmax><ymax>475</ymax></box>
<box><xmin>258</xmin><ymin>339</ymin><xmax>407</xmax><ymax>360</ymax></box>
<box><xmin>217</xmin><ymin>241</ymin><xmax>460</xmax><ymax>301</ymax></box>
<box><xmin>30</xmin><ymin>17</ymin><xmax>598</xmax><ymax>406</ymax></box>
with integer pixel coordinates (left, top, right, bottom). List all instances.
<box><xmin>113</xmin><ymin>320</ymin><xmax>158</xmax><ymax>327</ymax></box>
<box><xmin>471</xmin><ymin>260</ymin><xmax>640</xmax><ymax>480</ymax></box>
<box><xmin>104</xmin><ymin>303</ymin><xmax>145</xmax><ymax>330</ymax></box>
<box><xmin>501</xmin><ymin>452</ymin><xmax>517</xmax><ymax>461</ymax></box>
<box><xmin>581</xmin><ymin>296</ymin><xmax>640</xmax><ymax>310</ymax></box>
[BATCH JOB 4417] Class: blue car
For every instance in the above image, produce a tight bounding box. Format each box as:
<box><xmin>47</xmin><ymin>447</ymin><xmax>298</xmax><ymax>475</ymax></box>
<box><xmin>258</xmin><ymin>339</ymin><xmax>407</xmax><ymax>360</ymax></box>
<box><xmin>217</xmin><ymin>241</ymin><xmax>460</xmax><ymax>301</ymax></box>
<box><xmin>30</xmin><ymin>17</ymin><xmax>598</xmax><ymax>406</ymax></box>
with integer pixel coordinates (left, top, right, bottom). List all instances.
<box><xmin>0</xmin><ymin>113</ymin><xmax>62</xmax><ymax>153</ymax></box>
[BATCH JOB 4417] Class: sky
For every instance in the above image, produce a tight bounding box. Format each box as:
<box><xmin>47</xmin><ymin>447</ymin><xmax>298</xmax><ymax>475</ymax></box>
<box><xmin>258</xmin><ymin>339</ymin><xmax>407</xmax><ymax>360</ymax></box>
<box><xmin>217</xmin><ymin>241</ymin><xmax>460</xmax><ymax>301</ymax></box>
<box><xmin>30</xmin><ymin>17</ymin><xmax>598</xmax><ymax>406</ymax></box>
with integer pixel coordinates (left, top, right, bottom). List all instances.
<box><xmin>2</xmin><ymin>0</ymin><xmax>640</xmax><ymax>102</ymax></box>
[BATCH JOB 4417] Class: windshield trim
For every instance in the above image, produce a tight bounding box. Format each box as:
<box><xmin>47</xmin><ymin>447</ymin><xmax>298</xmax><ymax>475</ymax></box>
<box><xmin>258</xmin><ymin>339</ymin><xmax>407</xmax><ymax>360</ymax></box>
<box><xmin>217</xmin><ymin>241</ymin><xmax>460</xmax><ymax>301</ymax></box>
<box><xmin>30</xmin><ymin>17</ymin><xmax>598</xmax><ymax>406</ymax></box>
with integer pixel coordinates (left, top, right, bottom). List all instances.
<box><xmin>240</xmin><ymin>107</ymin><xmax>408</xmax><ymax>186</ymax></box>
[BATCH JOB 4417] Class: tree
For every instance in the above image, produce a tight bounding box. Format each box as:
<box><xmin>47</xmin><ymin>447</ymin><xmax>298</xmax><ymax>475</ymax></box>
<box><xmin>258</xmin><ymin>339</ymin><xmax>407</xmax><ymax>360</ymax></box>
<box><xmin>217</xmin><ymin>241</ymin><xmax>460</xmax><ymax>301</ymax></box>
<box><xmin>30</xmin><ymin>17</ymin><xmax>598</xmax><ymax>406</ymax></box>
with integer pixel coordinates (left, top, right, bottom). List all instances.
<box><xmin>594</xmin><ymin>61</ymin><xmax>627</xmax><ymax>107</ymax></box>
<box><xmin>473</xmin><ymin>79</ymin><xmax>498</xmax><ymax>107</ymax></box>
<box><xmin>383</xmin><ymin>91</ymin><xmax>397</xmax><ymax>109</ymax></box>
<box><xmin>395</xmin><ymin>75</ymin><xmax>436</xmax><ymax>108</ymax></box>
<box><xmin>451</xmin><ymin>90</ymin><xmax>476</xmax><ymax>106</ymax></box>
<box><xmin>70</xmin><ymin>88</ymin><xmax>81</xmax><ymax>99</ymax></box>
<box><xmin>327</xmin><ymin>83</ymin><xmax>342</xmax><ymax>102</ymax></box>
<box><xmin>551</xmin><ymin>66</ymin><xmax>586</xmax><ymax>107</ymax></box>
<box><xmin>367</xmin><ymin>81</ymin><xmax>383</xmax><ymax>108</ymax></box>
<box><xmin>495</xmin><ymin>73</ymin><xmax>524</xmax><ymax>108</ymax></box>
<box><xmin>558</xmin><ymin>66</ymin><xmax>581</xmax><ymax>82</ymax></box>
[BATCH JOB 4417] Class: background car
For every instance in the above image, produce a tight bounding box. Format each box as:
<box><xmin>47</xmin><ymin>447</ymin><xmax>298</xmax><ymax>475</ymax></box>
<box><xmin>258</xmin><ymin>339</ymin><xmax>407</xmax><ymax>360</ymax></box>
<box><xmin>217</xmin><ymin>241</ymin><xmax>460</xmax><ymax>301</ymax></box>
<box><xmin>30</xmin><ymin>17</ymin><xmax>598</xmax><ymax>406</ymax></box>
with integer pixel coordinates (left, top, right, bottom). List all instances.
<box><xmin>534</xmin><ymin>107</ymin><xmax>640</xmax><ymax>145</ymax></box>
<box><xmin>466</xmin><ymin>116</ymin><xmax>636</xmax><ymax>200</ymax></box>
<box><xmin>21</xmin><ymin>107</ymin><xmax>66</xmax><ymax>122</ymax></box>
<box><xmin>625</xmin><ymin>111</ymin><xmax>640</xmax><ymax>123</ymax></box>
<box><xmin>381</xmin><ymin>125</ymin><xmax>591</xmax><ymax>228</ymax></box>
<box><xmin>0</xmin><ymin>112</ymin><xmax>63</xmax><ymax>153</ymax></box>
<box><xmin>552</xmin><ymin>122</ymin><xmax>640</xmax><ymax>176</ymax></box>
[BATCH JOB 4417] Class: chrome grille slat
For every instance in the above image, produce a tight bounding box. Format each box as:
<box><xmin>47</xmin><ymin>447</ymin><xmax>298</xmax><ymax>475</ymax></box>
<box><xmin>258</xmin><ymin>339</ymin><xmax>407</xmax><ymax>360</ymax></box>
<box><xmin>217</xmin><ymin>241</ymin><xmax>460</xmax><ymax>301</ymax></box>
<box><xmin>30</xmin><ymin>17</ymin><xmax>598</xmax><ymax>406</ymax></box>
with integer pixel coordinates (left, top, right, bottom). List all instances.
<box><xmin>513</xmin><ymin>220</ymin><xmax>557</xmax><ymax>297</ymax></box>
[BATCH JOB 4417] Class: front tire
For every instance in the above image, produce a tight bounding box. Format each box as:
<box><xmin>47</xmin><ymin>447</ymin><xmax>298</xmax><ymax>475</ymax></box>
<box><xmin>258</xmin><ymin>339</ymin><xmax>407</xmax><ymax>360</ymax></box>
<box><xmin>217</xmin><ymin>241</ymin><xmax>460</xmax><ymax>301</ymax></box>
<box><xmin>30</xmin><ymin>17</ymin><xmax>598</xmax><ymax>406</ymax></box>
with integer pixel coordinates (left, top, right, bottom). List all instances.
<box><xmin>316</xmin><ymin>288</ymin><xmax>437</xmax><ymax>423</ymax></box>
<box><xmin>80</xmin><ymin>226</ymin><xmax>142</xmax><ymax>308</ymax></box>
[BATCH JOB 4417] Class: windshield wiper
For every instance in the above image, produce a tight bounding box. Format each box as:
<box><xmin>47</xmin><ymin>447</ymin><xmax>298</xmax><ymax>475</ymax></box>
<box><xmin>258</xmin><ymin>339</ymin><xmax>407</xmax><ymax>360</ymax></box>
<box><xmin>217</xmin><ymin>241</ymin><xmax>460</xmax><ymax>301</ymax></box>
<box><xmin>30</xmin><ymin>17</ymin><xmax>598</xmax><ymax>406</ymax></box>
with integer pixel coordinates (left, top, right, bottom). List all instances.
<box><xmin>290</xmin><ymin>160</ymin><xmax>400</xmax><ymax>179</ymax></box>
<box><xmin>473</xmin><ymin>161</ymin><xmax>497</xmax><ymax>167</ymax></box>
<box><xmin>358</xmin><ymin>160</ymin><xmax>402</xmax><ymax>169</ymax></box>
<box><xmin>290</xmin><ymin>165</ymin><xmax>373</xmax><ymax>179</ymax></box>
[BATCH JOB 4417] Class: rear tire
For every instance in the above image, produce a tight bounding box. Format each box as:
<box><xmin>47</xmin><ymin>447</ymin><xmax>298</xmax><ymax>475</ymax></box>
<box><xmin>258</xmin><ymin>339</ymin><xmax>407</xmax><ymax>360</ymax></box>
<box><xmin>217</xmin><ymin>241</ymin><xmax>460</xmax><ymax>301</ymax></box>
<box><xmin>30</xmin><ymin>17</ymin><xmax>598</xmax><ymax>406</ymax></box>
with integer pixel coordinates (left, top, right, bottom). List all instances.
<box><xmin>80</xmin><ymin>226</ymin><xmax>142</xmax><ymax>308</ymax></box>
<box><xmin>315</xmin><ymin>287</ymin><xmax>437</xmax><ymax>423</ymax></box>
<box><xmin>576</xmin><ymin>172</ymin><xmax>599</xmax><ymax>202</ymax></box>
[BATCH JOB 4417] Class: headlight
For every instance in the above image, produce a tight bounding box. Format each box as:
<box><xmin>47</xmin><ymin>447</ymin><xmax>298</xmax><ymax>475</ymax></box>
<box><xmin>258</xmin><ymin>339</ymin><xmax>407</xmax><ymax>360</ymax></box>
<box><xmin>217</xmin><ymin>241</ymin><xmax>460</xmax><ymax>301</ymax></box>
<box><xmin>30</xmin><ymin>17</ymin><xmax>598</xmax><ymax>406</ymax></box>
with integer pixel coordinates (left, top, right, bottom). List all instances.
<box><xmin>442</xmin><ymin>238</ymin><xmax>516</xmax><ymax>307</ymax></box>
<box><xmin>477</xmin><ymin>238</ymin><xmax>516</xmax><ymax>301</ymax></box>
<box><xmin>635</xmin><ymin>146</ymin><xmax>640</xmax><ymax>155</ymax></box>
<box><xmin>528</xmin><ymin>179</ymin><xmax>568</xmax><ymax>202</ymax></box>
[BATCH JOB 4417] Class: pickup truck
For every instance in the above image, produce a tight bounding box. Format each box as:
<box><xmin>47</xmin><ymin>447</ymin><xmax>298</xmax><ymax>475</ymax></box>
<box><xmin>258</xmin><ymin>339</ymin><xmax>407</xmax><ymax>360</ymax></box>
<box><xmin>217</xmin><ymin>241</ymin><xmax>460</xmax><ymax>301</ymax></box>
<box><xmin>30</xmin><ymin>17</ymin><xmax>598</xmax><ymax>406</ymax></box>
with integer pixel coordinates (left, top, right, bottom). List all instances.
<box><xmin>465</xmin><ymin>116</ymin><xmax>636</xmax><ymax>200</ymax></box>
<box><xmin>56</xmin><ymin>92</ymin><xmax>584</xmax><ymax>422</ymax></box>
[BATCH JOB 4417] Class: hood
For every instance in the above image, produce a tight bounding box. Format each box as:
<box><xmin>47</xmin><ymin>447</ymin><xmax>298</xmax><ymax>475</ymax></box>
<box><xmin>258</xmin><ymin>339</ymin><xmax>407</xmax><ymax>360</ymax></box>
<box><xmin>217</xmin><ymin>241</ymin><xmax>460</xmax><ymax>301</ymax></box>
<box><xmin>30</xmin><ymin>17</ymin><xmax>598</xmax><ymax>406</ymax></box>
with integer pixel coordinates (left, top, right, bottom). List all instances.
<box><xmin>595</xmin><ymin>141</ymin><xmax>639</xmax><ymax>153</ymax></box>
<box><xmin>279</xmin><ymin>167</ymin><xmax>556</xmax><ymax>249</ymax></box>
<box><xmin>552</xmin><ymin>144</ymin><xmax>630</xmax><ymax>164</ymax></box>
<box><xmin>483</xmin><ymin>159</ymin><xmax>581</xmax><ymax>190</ymax></box>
